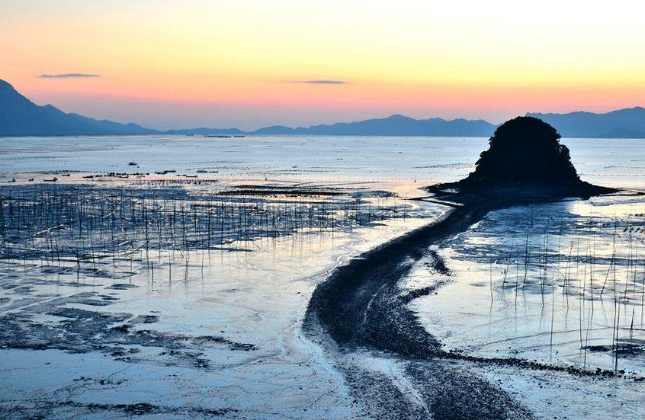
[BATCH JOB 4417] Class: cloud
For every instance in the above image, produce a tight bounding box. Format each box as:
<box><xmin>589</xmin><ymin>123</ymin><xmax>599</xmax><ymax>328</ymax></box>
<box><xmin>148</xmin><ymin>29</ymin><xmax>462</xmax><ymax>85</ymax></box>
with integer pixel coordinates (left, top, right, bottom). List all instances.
<box><xmin>38</xmin><ymin>73</ymin><xmax>100</xmax><ymax>79</ymax></box>
<box><xmin>291</xmin><ymin>79</ymin><xmax>347</xmax><ymax>85</ymax></box>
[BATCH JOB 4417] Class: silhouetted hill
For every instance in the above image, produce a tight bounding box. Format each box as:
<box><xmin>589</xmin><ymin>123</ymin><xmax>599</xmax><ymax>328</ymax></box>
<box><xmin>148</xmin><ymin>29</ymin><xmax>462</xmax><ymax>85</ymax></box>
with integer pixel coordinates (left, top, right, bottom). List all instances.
<box><xmin>527</xmin><ymin>107</ymin><xmax>645</xmax><ymax>138</ymax></box>
<box><xmin>0</xmin><ymin>79</ymin><xmax>155</xmax><ymax>136</ymax></box>
<box><xmin>464</xmin><ymin>117</ymin><xmax>579</xmax><ymax>185</ymax></box>
<box><xmin>428</xmin><ymin>116</ymin><xmax>617</xmax><ymax>199</ymax></box>
<box><xmin>251</xmin><ymin>114</ymin><xmax>496</xmax><ymax>136</ymax></box>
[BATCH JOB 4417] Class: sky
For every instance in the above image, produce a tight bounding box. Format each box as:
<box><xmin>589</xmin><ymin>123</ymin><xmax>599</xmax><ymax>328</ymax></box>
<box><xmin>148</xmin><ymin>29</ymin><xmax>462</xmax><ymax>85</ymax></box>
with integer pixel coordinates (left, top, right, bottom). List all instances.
<box><xmin>2</xmin><ymin>0</ymin><xmax>645</xmax><ymax>130</ymax></box>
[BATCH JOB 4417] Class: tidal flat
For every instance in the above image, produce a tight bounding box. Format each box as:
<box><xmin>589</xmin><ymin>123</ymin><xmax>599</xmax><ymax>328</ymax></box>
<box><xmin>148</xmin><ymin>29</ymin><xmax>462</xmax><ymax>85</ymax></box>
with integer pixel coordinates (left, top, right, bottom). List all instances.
<box><xmin>1</xmin><ymin>135</ymin><xmax>644</xmax><ymax>419</ymax></box>
<box><xmin>0</xmin><ymin>172</ymin><xmax>440</xmax><ymax>418</ymax></box>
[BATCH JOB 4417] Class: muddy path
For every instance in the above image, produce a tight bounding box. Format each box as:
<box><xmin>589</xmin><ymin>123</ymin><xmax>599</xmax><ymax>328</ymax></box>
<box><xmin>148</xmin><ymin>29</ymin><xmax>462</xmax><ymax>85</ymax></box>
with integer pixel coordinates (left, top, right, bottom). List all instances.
<box><xmin>305</xmin><ymin>202</ymin><xmax>490</xmax><ymax>356</ymax></box>
<box><xmin>304</xmin><ymin>200</ymin><xmax>534</xmax><ymax>419</ymax></box>
<box><xmin>303</xmin><ymin>188</ymin><xmax>620</xmax><ymax>419</ymax></box>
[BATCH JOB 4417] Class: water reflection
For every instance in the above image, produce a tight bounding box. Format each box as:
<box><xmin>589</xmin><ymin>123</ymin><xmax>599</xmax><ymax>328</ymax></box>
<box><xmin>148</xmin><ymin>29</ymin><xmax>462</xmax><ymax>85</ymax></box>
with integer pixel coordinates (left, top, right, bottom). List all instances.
<box><xmin>411</xmin><ymin>194</ymin><xmax>645</xmax><ymax>375</ymax></box>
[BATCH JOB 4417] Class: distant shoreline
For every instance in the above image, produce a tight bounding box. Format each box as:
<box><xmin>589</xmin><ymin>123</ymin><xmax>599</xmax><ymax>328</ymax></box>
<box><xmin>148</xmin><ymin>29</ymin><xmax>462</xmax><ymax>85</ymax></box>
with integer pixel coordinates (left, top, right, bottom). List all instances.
<box><xmin>2</xmin><ymin>133</ymin><xmax>645</xmax><ymax>139</ymax></box>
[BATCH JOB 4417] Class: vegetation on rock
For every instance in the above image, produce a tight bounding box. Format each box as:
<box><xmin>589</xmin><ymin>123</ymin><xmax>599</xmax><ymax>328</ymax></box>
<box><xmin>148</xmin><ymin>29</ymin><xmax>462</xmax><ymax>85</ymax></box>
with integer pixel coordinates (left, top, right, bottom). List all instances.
<box><xmin>462</xmin><ymin>116</ymin><xmax>579</xmax><ymax>186</ymax></box>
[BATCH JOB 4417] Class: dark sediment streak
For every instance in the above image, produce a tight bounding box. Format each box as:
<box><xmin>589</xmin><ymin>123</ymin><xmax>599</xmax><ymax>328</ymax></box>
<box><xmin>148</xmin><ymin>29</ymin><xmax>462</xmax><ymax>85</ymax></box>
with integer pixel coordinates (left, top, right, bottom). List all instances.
<box><xmin>304</xmin><ymin>184</ymin><xmax>620</xmax><ymax>419</ymax></box>
<box><xmin>305</xmin><ymin>202</ymin><xmax>490</xmax><ymax>356</ymax></box>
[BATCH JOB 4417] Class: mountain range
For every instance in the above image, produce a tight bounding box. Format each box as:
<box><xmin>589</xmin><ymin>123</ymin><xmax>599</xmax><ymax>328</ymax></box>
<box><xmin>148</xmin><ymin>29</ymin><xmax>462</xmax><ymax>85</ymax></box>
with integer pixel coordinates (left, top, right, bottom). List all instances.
<box><xmin>0</xmin><ymin>79</ymin><xmax>153</xmax><ymax>136</ymax></box>
<box><xmin>527</xmin><ymin>108</ymin><xmax>645</xmax><ymax>138</ymax></box>
<box><xmin>1</xmin><ymin>79</ymin><xmax>645</xmax><ymax>138</ymax></box>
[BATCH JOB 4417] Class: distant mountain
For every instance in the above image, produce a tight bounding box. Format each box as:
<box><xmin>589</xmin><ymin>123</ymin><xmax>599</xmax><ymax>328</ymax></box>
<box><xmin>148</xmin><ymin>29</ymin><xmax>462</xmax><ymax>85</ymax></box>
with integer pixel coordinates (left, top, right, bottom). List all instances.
<box><xmin>2</xmin><ymin>79</ymin><xmax>494</xmax><ymax>137</ymax></box>
<box><xmin>0</xmin><ymin>79</ymin><xmax>155</xmax><ymax>136</ymax></box>
<box><xmin>253</xmin><ymin>125</ymin><xmax>297</xmax><ymax>135</ymax></box>
<box><xmin>249</xmin><ymin>114</ymin><xmax>496</xmax><ymax>136</ymax></box>
<box><xmin>527</xmin><ymin>107</ymin><xmax>645</xmax><ymax>138</ymax></box>
<box><xmin>165</xmin><ymin>127</ymin><xmax>245</xmax><ymax>136</ymax></box>
<box><xmin>4</xmin><ymin>78</ymin><xmax>645</xmax><ymax>139</ymax></box>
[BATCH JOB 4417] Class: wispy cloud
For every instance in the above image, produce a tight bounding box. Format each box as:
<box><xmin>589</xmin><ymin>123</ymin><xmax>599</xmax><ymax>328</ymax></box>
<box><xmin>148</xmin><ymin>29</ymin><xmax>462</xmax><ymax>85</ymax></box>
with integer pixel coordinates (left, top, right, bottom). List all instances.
<box><xmin>38</xmin><ymin>73</ymin><xmax>100</xmax><ymax>79</ymax></box>
<box><xmin>291</xmin><ymin>79</ymin><xmax>347</xmax><ymax>85</ymax></box>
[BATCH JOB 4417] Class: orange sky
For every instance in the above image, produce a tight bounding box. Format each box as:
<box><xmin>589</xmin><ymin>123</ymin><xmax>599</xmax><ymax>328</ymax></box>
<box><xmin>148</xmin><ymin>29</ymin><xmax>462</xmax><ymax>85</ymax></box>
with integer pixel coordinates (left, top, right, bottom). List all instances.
<box><xmin>3</xmin><ymin>0</ymin><xmax>645</xmax><ymax>129</ymax></box>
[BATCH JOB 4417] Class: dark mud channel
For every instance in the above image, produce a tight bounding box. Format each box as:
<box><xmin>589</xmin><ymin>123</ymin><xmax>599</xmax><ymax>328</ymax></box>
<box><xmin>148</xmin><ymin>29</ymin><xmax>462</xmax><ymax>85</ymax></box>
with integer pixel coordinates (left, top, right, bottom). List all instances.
<box><xmin>304</xmin><ymin>185</ymin><xmax>623</xmax><ymax>420</ymax></box>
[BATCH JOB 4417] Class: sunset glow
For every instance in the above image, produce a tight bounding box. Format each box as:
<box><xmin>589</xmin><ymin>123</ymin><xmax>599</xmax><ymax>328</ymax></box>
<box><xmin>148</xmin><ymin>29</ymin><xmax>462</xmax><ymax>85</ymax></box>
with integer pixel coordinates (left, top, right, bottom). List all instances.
<box><xmin>3</xmin><ymin>0</ymin><xmax>645</xmax><ymax>129</ymax></box>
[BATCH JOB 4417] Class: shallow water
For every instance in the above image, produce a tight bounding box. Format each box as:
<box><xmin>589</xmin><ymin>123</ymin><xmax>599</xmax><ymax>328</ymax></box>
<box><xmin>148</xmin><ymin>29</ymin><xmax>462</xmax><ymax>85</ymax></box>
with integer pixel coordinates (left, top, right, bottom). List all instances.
<box><xmin>0</xmin><ymin>213</ymin><xmax>434</xmax><ymax>418</ymax></box>
<box><xmin>410</xmin><ymin>194</ymin><xmax>645</xmax><ymax>375</ymax></box>
<box><xmin>3</xmin><ymin>135</ymin><xmax>645</xmax><ymax>188</ymax></box>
